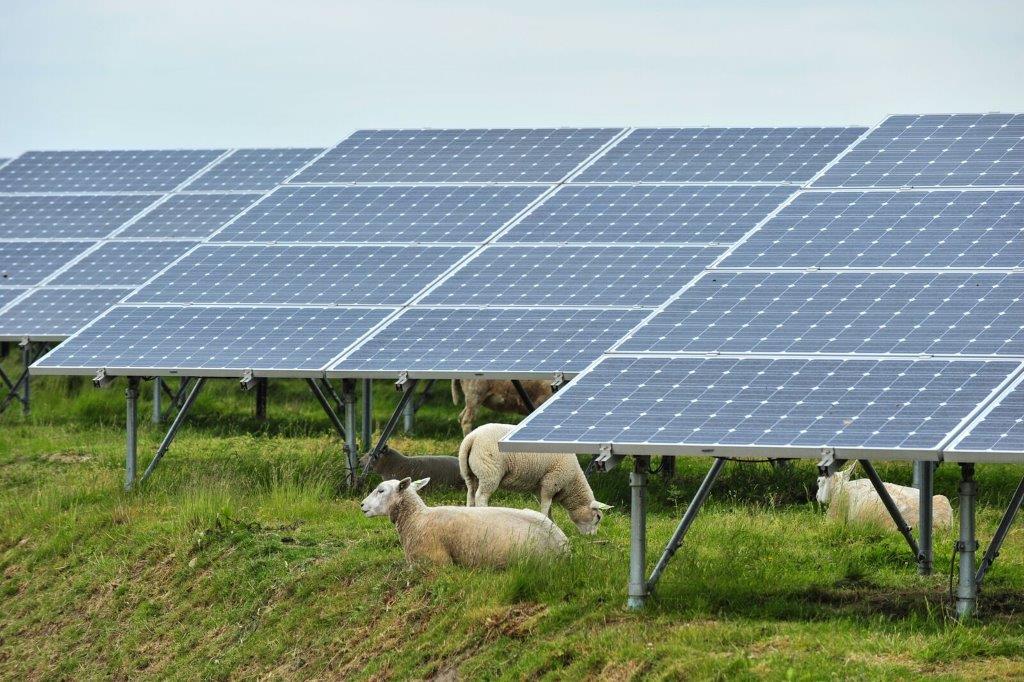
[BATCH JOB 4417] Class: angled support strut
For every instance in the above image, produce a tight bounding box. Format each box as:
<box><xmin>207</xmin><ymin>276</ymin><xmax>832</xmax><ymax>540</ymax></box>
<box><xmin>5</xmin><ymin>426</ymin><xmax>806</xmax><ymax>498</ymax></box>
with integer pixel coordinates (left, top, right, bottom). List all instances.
<box><xmin>975</xmin><ymin>473</ymin><xmax>1024</xmax><ymax>590</ymax></box>
<box><xmin>358</xmin><ymin>375</ymin><xmax>419</xmax><ymax>485</ymax></box>
<box><xmin>858</xmin><ymin>459</ymin><xmax>921</xmax><ymax>563</ymax></box>
<box><xmin>139</xmin><ymin>378</ymin><xmax>206</xmax><ymax>486</ymax></box>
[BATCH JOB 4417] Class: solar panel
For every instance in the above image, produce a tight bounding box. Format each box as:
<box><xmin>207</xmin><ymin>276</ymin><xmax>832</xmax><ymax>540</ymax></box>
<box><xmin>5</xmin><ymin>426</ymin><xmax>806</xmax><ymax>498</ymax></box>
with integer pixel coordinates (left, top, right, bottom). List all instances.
<box><xmin>721</xmin><ymin>189</ymin><xmax>1024</xmax><ymax>269</ymax></box>
<box><xmin>0</xmin><ymin>288</ymin><xmax>128</xmax><ymax>340</ymax></box>
<box><xmin>618</xmin><ymin>271</ymin><xmax>1024</xmax><ymax>357</ymax></box>
<box><xmin>50</xmin><ymin>241</ymin><xmax>197</xmax><ymax>286</ymax></box>
<box><xmin>182</xmin><ymin>148</ymin><xmax>323</xmax><ymax>191</ymax></box>
<box><xmin>330</xmin><ymin>307</ymin><xmax>649</xmax><ymax>378</ymax></box>
<box><xmin>421</xmin><ymin>245</ymin><xmax>724</xmax><ymax>308</ymax></box>
<box><xmin>126</xmin><ymin>244</ymin><xmax>473</xmax><ymax>305</ymax></box>
<box><xmin>0</xmin><ymin>194</ymin><xmax>160</xmax><ymax>239</ymax></box>
<box><xmin>0</xmin><ymin>241</ymin><xmax>93</xmax><ymax>285</ymax></box>
<box><xmin>116</xmin><ymin>193</ymin><xmax>263</xmax><ymax>239</ymax></box>
<box><xmin>575</xmin><ymin>127</ymin><xmax>867</xmax><ymax>184</ymax></box>
<box><xmin>291</xmin><ymin>128</ymin><xmax>623</xmax><ymax>184</ymax></box>
<box><xmin>32</xmin><ymin>305</ymin><xmax>395</xmax><ymax>376</ymax></box>
<box><xmin>947</xmin><ymin>371</ymin><xmax>1024</xmax><ymax>462</ymax></box>
<box><xmin>213</xmin><ymin>185</ymin><xmax>546</xmax><ymax>244</ymax></box>
<box><xmin>497</xmin><ymin>185</ymin><xmax>794</xmax><ymax>245</ymax></box>
<box><xmin>502</xmin><ymin>355</ymin><xmax>1020</xmax><ymax>460</ymax></box>
<box><xmin>0</xmin><ymin>150</ymin><xmax>226</xmax><ymax>192</ymax></box>
<box><xmin>0</xmin><ymin>287</ymin><xmax>25</xmax><ymax>309</ymax></box>
<box><xmin>814</xmin><ymin>114</ymin><xmax>1024</xmax><ymax>188</ymax></box>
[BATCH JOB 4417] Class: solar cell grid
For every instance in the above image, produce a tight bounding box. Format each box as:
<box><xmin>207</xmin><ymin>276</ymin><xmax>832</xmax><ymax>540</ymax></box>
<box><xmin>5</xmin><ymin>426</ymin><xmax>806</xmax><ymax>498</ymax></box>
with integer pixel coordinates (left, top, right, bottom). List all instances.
<box><xmin>51</xmin><ymin>241</ymin><xmax>197</xmax><ymax>286</ymax></box>
<box><xmin>0</xmin><ymin>287</ymin><xmax>25</xmax><ymax>309</ymax></box>
<box><xmin>0</xmin><ymin>194</ymin><xmax>160</xmax><ymax>239</ymax></box>
<box><xmin>0</xmin><ymin>288</ymin><xmax>128</xmax><ymax>340</ymax></box>
<box><xmin>116</xmin><ymin>193</ymin><xmax>263</xmax><ymax>239</ymax></box>
<box><xmin>0</xmin><ymin>241</ymin><xmax>93</xmax><ymax>285</ymax></box>
<box><xmin>947</xmin><ymin>372</ymin><xmax>1024</xmax><ymax>462</ymax></box>
<box><xmin>183</xmin><ymin>148</ymin><xmax>323</xmax><ymax>191</ymax></box>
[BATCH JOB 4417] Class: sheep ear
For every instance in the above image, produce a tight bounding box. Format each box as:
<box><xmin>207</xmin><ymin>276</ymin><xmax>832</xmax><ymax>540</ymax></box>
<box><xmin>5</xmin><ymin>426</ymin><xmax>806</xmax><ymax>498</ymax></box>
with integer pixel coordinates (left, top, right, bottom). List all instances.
<box><xmin>412</xmin><ymin>478</ymin><xmax>430</xmax><ymax>491</ymax></box>
<box><xmin>398</xmin><ymin>477</ymin><xmax>412</xmax><ymax>491</ymax></box>
<box><xmin>591</xmin><ymin>501</ymin><xmax>613</xmax><ymax>511</ymax></box>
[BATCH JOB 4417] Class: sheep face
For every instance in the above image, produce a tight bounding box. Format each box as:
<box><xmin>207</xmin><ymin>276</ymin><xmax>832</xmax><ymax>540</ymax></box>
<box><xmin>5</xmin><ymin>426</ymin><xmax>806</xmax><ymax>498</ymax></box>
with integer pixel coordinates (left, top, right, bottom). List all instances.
<box><xmin>568</xmin><ymin>501</ymin><xmax>613</xmax><ymax>535</ymax></box>
<box><xmin>815</xmin><ymin>475</ymin><xmax>831</xmax><ymax>504</ymax></box>
<box><xmin>361</xmin><ymin>479</ymin><xmax>402</xmax><ymax>517</ymax></box>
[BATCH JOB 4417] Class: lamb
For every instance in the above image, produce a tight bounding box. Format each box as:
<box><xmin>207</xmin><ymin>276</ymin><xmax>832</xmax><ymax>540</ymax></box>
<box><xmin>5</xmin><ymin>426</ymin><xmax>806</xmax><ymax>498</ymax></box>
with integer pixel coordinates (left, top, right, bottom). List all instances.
<box><xmin>451</xmin><ymin>379</ymin><xmax>552</xmax><ymax>435</ymax></box>
<box><xmin>458</xmin><ymin>423</ymin><xmax>612</xmax><ymax>535</ymax></box>
<box><xmin>360</xmin><ymin>477</ymin><xmax>569</xmax><ymax>568</ymax></box>
<box><xmin>359</xmin><ymin>446</ymin><xmax>464</xmax><ymax>489</ymax></box>
<box><xmin>816</xmin><ymin>463</ymin><xmax>953</xmax><ymax>530</ymax></box>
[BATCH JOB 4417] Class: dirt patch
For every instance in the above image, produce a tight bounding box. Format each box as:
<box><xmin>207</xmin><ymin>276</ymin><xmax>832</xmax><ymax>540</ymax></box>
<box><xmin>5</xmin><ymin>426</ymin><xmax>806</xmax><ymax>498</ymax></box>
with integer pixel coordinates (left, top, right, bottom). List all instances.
<box><xmin>483</xmin><ymin>602</ymin><xmax>548</xmax><ymax>640</ymax></box>
<box><xmin>40</xmin><ymin>451</ymin><xmax>92</xmax><ymax>464</ymax></box>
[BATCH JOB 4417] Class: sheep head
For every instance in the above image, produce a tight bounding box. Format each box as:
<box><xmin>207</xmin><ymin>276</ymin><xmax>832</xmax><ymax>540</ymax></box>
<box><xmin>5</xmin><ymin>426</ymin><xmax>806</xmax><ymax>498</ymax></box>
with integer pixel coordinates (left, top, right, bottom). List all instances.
<box><xmin>816</xmin><ymin>463</ymin><xmax>854</xmax><ymax>504</ymax></box>
<box><xmin>568</xmin><ymin>500</ymin><xmax>613</xmax><ymax>535</ymax></box>
<box><xmin>360</xmin><ymin>477</ymin><xmax>430</xmax><ymax>517</ymax></box>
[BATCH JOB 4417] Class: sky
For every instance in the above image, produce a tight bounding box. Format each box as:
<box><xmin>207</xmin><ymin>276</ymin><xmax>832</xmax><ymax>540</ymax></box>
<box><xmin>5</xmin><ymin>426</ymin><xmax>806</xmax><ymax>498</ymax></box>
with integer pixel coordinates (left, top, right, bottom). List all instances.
<box><xmin>2</xmin><ymin>0</ymin><xmax>1023</xmax><ymax>157</ymax></box>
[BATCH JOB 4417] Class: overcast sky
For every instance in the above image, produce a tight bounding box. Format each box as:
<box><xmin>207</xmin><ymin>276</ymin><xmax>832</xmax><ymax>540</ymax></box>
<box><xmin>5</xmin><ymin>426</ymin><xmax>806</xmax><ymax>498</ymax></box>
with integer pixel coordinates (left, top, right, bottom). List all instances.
<box><xmin>2</xmin><ymin>0</ymin><xmax>1022</xmax><ymax>157</ymax></box>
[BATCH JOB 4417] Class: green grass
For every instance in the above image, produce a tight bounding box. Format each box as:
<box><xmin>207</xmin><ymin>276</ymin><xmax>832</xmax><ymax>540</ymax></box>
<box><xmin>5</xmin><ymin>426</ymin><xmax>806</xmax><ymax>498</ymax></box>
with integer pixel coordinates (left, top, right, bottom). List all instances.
<box><xmin>2</xmin><ymin>359</ymin><xmax>1024</xmax><ymax>679</ymax></box>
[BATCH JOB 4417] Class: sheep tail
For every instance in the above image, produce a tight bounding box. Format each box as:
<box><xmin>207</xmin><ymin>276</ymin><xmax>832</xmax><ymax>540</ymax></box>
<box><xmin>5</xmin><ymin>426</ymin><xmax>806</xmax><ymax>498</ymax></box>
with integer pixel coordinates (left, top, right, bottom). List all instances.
<box><xmin>457</xmin><ymin>428</ymin><xmax>475</xmax><ymax>482</ymax></box>
<box><xmin>451</xmin><ymin>379</ymin><xmax>462</xmax><ymax>405</ymax></box>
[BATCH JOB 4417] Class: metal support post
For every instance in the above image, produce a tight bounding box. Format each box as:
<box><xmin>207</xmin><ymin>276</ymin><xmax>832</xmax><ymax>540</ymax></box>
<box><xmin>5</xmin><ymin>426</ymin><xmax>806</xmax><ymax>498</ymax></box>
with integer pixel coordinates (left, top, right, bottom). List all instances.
<box><xmin>912</xmin><ymin>460</ymin><xmax>922</xmax><ymax>489</ymax></box>
<box><xmin>342</xmin><ymin>379</ymin><xmax>358</xmax><ymax>486</ymax></box>
<box><xmin>359</xmin><ymin>377</ymin><xmax>419</xmax><ymax>484</ymax></box>
<box><xmin>976</xmin><ymin>474</ymin><xmax>1024</xmax><ymax>589</ymax></box>
<box><xmin>139</xmin><ymin>378</ymin><xmax>207</xmax><ymax>485</ymax></box>
<box><xmin>254</xmin><ymin>377</ymin><xmax>268</xmax><ymax>421</ymax></box>
<box><xmin>306</xmin><ymin>379</ymin><xmax>347</xmax><ymax>440</ymax></box>
<box><xmin>152</xmin><ymin>378</ymin><xmax>163</xmax><ymax>424</ymax></box>
<box><xmin>956</xmin><ymin>463</ymin><xmax>978</xmax><ymax>619</ymax></box>
<box><xmin>403</xmin><ymin>395</ymin><xmax>415</xmax><ymax>434</ymax></box>
<box><xmin>858</xmin><ymin>459</ymin><xmax>921</xmax><ymax>562</ymax></box>
<box><xmin>21</xmin><ymin>341</ymin><xmax>30</xmax><ymax>415</ymax></box>
<box><xmin>647</xmin><ymin>458</ymin><xmax>725</xmax><ymax>594</ymax></box>
<box><xmin>661</xmin><ymin>456</ymin><xmax>677</xmax><ymax>480</ymax></box>
<box><xmin>511</xmin><ymin>379</ymin><xmax>536</xmax><ymax>412</ymax></box>
<box><xmin>125</xmin><ymin>377</ymin><xmax>140</xmax><ymax>491</ymax></box>
<box><xmin>628</xmin><ymin>456</ymin><xmax>649</xmax><ymax>610</ymax></box>
<box><xmin>918</xmin><ymin>459</ymin><xmax>934</xmax><ymax>575</ymax></box>
<box><xmin>361</xmin><ymin>379</ymin><xmax>373</xmax><ymax>451</ymax></box>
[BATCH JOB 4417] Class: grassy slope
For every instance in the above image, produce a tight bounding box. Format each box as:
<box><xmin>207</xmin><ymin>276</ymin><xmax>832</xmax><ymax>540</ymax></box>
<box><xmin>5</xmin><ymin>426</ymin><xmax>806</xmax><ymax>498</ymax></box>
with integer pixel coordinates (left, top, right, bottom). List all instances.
<box><xmin>1</xmin><ymin>364</ymin><xmax>1023</xmax><ymax>680</ymax></box>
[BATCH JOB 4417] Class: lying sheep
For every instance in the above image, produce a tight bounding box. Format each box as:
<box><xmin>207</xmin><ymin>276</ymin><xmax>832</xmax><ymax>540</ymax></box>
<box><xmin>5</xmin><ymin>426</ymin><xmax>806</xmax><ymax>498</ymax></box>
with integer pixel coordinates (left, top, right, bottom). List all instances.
<box><xmin>458</xmin><ymin>423</ymin><xmax>612</xmax><ymax>535</ymax></box>
<box><xmin>359</xmin><ymin>446</ymin><xmax>464</xmax><ymax>489</ymax></box>
<box><xmin>360</xmin><ymin>477</ymin><xmax>569</xmax><ymax>568</ymax></box>
<box><xmin>816</xmin><ymin>463</ymin><xmax>953</xmax><ymax>530</ymax></box>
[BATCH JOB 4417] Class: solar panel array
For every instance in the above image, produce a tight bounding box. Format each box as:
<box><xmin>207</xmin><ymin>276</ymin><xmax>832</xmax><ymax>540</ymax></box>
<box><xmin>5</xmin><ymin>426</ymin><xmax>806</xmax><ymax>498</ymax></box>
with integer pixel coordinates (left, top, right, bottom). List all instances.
<box><xmin>506</xmin><ymin>113</ymin><xmax>1024</xmax><ymax>464</ymax></box>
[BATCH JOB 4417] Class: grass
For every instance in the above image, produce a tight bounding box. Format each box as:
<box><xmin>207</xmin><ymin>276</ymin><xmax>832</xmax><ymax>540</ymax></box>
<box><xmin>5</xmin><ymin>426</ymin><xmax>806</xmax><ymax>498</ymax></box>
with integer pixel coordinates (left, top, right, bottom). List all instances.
<box><xmin>2</xmin><ymin>357</ymin><xmax>1024</xmax><ymax>679</ymax></box>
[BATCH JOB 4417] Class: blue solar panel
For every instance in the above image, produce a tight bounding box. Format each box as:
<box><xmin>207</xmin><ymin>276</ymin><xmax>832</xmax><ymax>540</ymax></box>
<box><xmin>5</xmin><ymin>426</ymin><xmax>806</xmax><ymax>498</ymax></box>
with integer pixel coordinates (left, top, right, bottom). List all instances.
<box><xmin>503</xmin><ymin>355</ymin><xmax>1020</xmax><ymax>459</ymax></box>
<box><xmin>575</xmin><ymin>127</ymin><xmax>866</xmax><ymax>184</ymax></box>
<box><xmin>183</xmin><ymin>148</ymin><xmax>323</xmax><ymax>190</ymax></box>
<box><xmin>947</xmin><ymin>372</ymin><xmax>1024</xmax><ymax>461</ymax></box>
<box><xmin>422</xmin><ymin>245</ymin><xmax>723</xmax><ymax>308</ymax></box>
<box><xmin>618</xmin><ymin>271</ymin><xmax>1024</xmax><ymax>356</ymax></box>
<box><xmin>330</xmin><ymin>307</ymin><xmax>649</xmax><ymax>377</ymax></box>
<box><xmin>126</xmin><ymin>244</ymin><xmax>473</xmax><ymax>305</ymax></box>
<box><xmin>497</xmin><ymin>185</ymin><xmax>794</xmax><ymax>245</ymax></box>
<box><xmin>213</xmin><ymin>185</ymin><xmax>546</xmax><ymax>243</ymax></box>
<box><xmin>292</xmin><ymin>128</ymin><xmax>622</xmax><ymax>184</ymax></box>
<box><xmin>51</xmin><ymin>241</ymin><xmax>197</xmax><ymax>286</ymax></box>
<box><xmin>0</xmin><ymin>288</ymin><xmax>127</xmax><ymax>340</ymax></box>
<box><xmin>814</xmin><ymin>114</ymin><xmax>1024</xmax><ymax>188</ymax></box>
<box><xmin>722</xmin><ymin>189</ymin><xmax>1024</xmax><ymax>269</ymax></box>
<box><xmin>0</xmin><ymin>150</ymin><xmax>226</xmax><ymax>192</ymax></box>
<box><xmin>116</xmin><ymin>193</ymin><xmax>263</xmax><ymax>239</ymax></box>
<box><xmin>0</xmin><ymin>287</ymin><xmax>25</xmax><ymax>309</ymax></box>
<box><xmin>0</xmin><ymin>242</ymin><xmax>92</xmax><ymax>285</ymax></box>
<box><xmin>32</xmin><ymin>305</ymin><xmax>394</xmax><ymax>374</ymax></box>
<box><xmin>0</xmin><ymin>194</ymin><xmax>159</xmax><ymax>239</ymax></box>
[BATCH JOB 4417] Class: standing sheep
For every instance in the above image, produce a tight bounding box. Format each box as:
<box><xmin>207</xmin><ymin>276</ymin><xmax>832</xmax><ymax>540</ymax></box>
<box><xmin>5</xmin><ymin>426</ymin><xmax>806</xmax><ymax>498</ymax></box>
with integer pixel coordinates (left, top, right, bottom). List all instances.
<box><xmin>360</xmin><ymin>477</ymin><xmax>569</xmax><ymax>568</ymax></box>
<box><xmin>451</xmin><ymin>379</ymin><xmax>552</xmax><ymax>435</ymax></box>
<box><xmin>458</xmin><ymin>423</ymin><xmax>612</xmax><ymax>535</ymax></box>
<box><xmin>816</xmin><ymin>463</ymin><xmax>953</xmax><ymax>529</ymax></box>
<box><xmin>359</xmin><ymin>447</ymin><xmax>464</xmax><ymax>489</ymax></box>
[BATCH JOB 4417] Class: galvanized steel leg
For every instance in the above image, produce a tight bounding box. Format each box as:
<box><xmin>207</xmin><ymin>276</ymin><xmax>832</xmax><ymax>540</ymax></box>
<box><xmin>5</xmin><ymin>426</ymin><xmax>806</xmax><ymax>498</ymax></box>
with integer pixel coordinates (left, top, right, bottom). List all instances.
<box><xmin>858</xmin><ymin>459</ymin><xmax>921</xmax><ymax>562</ymax></box>
<box><xmin>976</xmin><ymin>473</ymin><xmax>1024</xmax><ymax>589</ymax></box>
<box><xmin>359</xmin><ymin>378</ymin><xmax>419</xmax><ymax>484</ymax></box>
<box><xmin>918</xmin><ymin>460</ymin><xmax>934</xmax><ymax>575</ymax></box>
<box><xmin>628</xmin><ymin>457</ymin><xmax>649</xmax><ymax>610</ymax></box>
<box><xmin>647</xmin><ymin>457</ymin><xmax>725</xmax><ymax>594</ymax></box>
<box><xmin>139</xmin><ymin>378</ymin><xmax>206</xmax><ymax>485</ymax></box>
<box><xmin>361</xmin><ymin>379</ymin><xmax>373</xmax><ymax>451</ymax></box>
<box><xmin>403</xmin><ymin>396</ymin><xmax>415</xmax><ymax>434</ymax></box>
<box><xmin>956</xmin><ymin>463</ymin><xmax>978</xmax><ymax>618</ymax></box>
<box><xmin>912</xmin><ymin>460</ymin><xmax>922</xmax><ymax>489</ymax></box>
<box><xmin>125</xmin><ymin>377</ymin><xmax>140</xmax><ymax>491</ymax></box>
<box><xmin>21</xmin><ymin>341</ymin><xmax>30</xmax><ymax>415</ymax></box>
<box><xmin>152</xmin><ymin>378</ymin><xmax>163</xmax><ymax>424</ymax></box>
<box><xmin>511</xmin><ymin>379</ymin><xmax>535</xmax><ymax>412</ymax></box>
<box><xmin>343</xmin><ymin>380</ymin><xmax>358</xmax><ymax>487</ymax></box>
<box><xmin>306</xmin><ymin>378</ymin><xmax>347</xmax><ymax>440</ymax></box>
<box><xmin>255</xmin><ymin>377</ymin><xmax>268</xmax><ymax>421</ymax></box>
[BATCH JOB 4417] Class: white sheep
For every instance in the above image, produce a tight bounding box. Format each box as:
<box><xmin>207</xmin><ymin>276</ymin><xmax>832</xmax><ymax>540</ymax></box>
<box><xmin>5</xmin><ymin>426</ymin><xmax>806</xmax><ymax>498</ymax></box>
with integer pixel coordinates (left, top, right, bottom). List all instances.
<box><xmin>458</xmin><ymin>423</ymin><xmax>612</xmax><ymax>535</ymax></box>
<box><xmin>816</xmin><ymin>464</ymin><xmax>953</xmax><ymax>530</ymax></box>
<box><xmin>360</xmin><ymin>477</ymin><xmax>569</xmax><ymax>568</ymax></box>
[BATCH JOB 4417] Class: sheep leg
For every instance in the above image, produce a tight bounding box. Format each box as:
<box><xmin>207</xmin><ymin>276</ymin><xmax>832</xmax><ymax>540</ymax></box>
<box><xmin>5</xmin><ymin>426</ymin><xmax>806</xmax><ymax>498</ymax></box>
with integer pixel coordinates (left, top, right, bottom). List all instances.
<box><xmin>465</xmin><ymin>476</ymin><xmax>478</xmax><ymax>507</ymax></box>
<box><xmin>474</xmin><ymin>479</ymin><xmax>498</xmax><ymax>507</ymax></box>
<box><xmin>538</xmin><ymin>474</ymin><xmax>559</xmax><ymax>518</ymax></box>
<box><xmin>459</xmin><ymin>403</ymin><xmax>475</xmax><ymax>435</ymax></box>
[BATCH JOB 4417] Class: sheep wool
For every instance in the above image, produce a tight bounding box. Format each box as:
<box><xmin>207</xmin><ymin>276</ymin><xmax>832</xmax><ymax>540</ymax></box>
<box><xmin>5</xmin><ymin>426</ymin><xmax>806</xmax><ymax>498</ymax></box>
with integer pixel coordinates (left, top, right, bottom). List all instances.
<box><xmin>360</xmin><ymin>447</ymin><xmax>464</xmax><ymax>489</ymax></box>
<box><xmin>818</xmin><ymin>468</ymin><xmax>954</xmax><ymax>530</ymax></box>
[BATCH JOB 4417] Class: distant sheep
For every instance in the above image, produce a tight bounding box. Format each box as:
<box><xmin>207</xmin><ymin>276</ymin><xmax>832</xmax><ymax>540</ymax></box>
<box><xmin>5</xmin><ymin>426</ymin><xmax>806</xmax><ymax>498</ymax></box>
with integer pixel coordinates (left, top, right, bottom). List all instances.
<box><xmin>458</xmin><ymin>423</ymin><xmax>612</xmax><ymax>535</ymax></box>
<box><xmin>451</xmin><ymin>380</ymin><xmax>552</xmax><ymax>435</ymax></box>
<box><xmin>360</xmin><ymin>477</ymin><xmax>569</xmax><ymax>568</ymax></box>
<box><xmin>359</xmin><ymin>447</ymin><xmax>464</xmax><ymax>489</ymax></box>
<box><xmin>816</xmin><ymin>464</ymin><xmax>953</xmax><ymax>530</ymax></box>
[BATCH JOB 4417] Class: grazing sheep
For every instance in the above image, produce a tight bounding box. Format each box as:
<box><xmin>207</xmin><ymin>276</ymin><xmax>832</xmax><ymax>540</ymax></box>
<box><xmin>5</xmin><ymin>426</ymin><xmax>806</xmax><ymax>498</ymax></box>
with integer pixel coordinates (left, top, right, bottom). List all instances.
<box><xmin>451</xmin><ymin>379</ymin><xmax>552</xmax><ymax>435</ymax></box>
<box><xmin>360</xmin><ymin>477</ymin><xmax>569</xmax><ymax>568</ymax></box>
<box><xmin>458</xmin><ymin>423</ymin><xmax>612</xmax><ymax>535</ymax></box>
<box><xmin>359</xmin><ymin>446</ymin><xmax>464</xmax><ymax>489</ymax></box>
<box><xmin>816</xmin><ymin>464</ymin><xmax>953</xmax><ymax>530</ymax></box>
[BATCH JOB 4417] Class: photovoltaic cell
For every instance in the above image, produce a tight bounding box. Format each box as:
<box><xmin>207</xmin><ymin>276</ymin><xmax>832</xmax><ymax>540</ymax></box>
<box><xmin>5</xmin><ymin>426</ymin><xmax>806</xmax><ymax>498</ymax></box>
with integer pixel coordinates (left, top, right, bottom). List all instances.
<box><xmin>422</xmin><ymin>245</ymin><xmax>724</xmax><ymax>308</ymax></box>
<box><xmin>0</xmin><ymin>194</ymin><xmax>159</xmax><ymax>239</ymax></box>
<box><xmin>0</xmin><ymin>149</ymin><xmax>226</xmax><ymax>192</ymax></box>
<box><xmin>498</xmin><ymin>185</ymin><xmax>794</xmax><ymax>244</ymax></box>
<box><xmin>947</xmin><ymin>372</ymin><xmax>1024</xmax><ymax>461</ymax></box>
<box><xmin>0</xmin><ymin>288</ymin><xmax>128</xmax><ymax>339</ymax></box>
<box><xmin>331</xmin><ymin>307</ymin><xmax>649</xmax><ymax>377</ymax></box>
<box><xmin>213</xmin><ymin>185</ymin><xmax>546</xmax><ymax>243</ymax></box>
<box><xmin>51</xmin><ymin>241</ymin><xmax>197</xmax><ymax>286</ymax></box>
<box><xmin>503</xmin><ymin>355</ymin><xmax>1020</xmax><ymax>458</ymax></box>
<box><xmin>0</xmin><ymin>288</ymin><xmax>25</xmax><ymax>309</ymax></box>
<box><xmin>0</xmin><ymin>241</ymin><xmax>92</xmax><ymax>285</ymax></box>
<box><xmin>618</xmin><ymin>271</ymin><xmax>1024</xmax><ymax>356</ymax></box>
<box><xmin>292</xmin><ymin>128</ymin><xmax>622</xmax><ymax>184</ymax></box>
<box><xmin>721</xmin><ymin>190</ymin><xmax>1024</xmax><ymax>269</ymax></box>
<box><xmin>126</xmin><ymin>244</ymin><xmax>473</xmax><ymax>305</ymax></box>
<box><xmin>32</xmin><ymin>305</ymin><xmax>395</xmax><ymax>374</ymax></box>
<box><xmin>183</xmin><ymin>148</ymin><xmax>323</xmax><ymax>191</ymax></box>
<box><xmin>116</xmin><ymin>193</ymin><xmax>263</xmax><ymax>239</ymax></box>
<box><xmin>575</xmin><ymin>127</ymin><xmax>866</xmax><ymax>184</ymax></box>
<box><xmin>814</xmin><ymin>113</ymin><xmax>1024</xmax><ymax>188</ymax></box>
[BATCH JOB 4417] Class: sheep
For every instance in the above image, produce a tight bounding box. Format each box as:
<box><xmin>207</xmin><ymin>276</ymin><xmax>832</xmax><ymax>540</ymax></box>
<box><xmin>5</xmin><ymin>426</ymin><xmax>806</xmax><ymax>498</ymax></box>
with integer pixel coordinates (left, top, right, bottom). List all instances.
<box><xmin>360</xmin><ymin>477</ymin><xmax>569</xmax><ymax>568</ymax></box>
<box><xmin>458</xmin><ymin>423</ymin><xmax>612</xmax><ymax>535</ymax></box>
<box><xmin>451</xmin><ymin>379</ymin><xmax>552</xmax><ymax>435</ymax></box>
<box><xmin>816</xmin><ymin>463</ymin><xmax>953</xmax><ymax>530</ymax></box>
<box><xmin>359</xmin><ymin>446</ymin><xmax>464</xmax><ymax>489</ymax></box>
